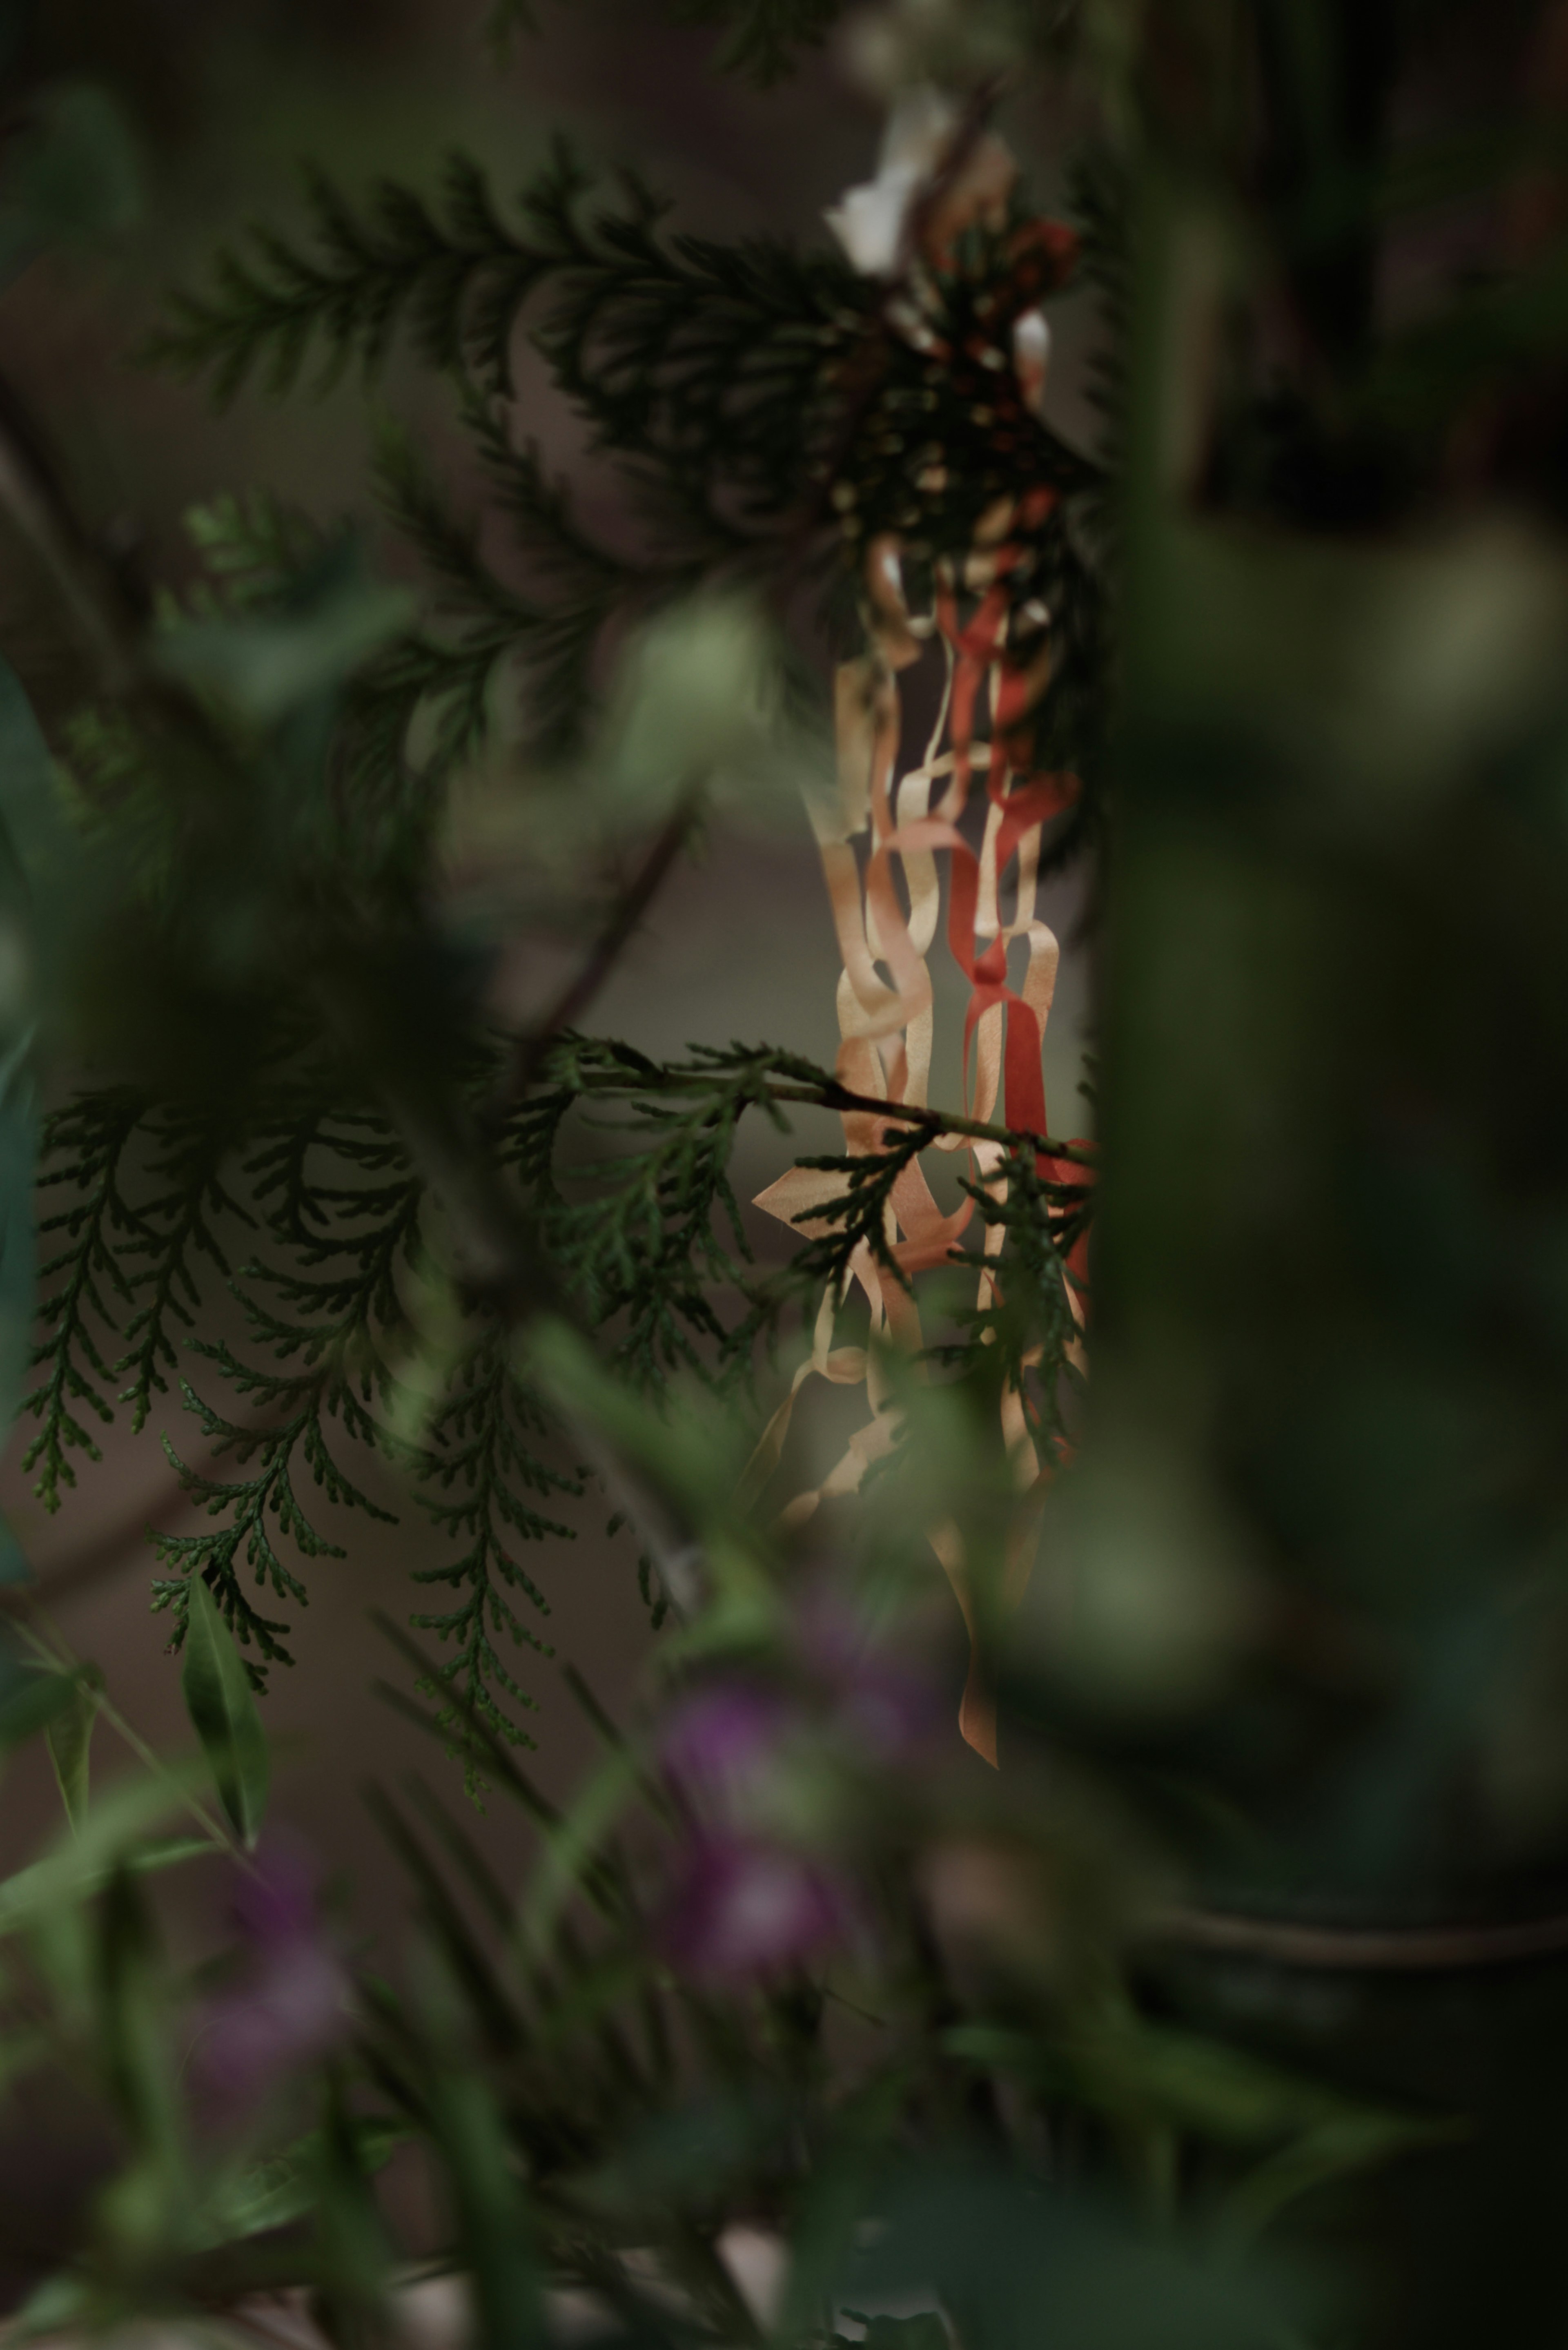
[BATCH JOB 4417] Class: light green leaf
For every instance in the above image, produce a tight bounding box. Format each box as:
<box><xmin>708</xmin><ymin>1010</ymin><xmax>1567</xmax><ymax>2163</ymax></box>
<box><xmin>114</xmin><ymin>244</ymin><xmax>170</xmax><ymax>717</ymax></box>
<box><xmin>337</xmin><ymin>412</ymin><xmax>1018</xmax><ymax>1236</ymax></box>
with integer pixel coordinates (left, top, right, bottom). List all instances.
<box><xmin>157</xmin><ymin>564</ymin><xmax>416</xmax><ymax>729</ymax></box>
<box><xmin>599</xmin><ymin>589</ymin><xmax>777</xmax><ymax>813</ymax></box>
<box><xmin>181</xmin><ymin>1574</ymin><xmax>270</xmax><ymax>1847</ymax></box>
<box><xmin>419</xmin><ymin>1980</ymin><xmax>547</xmax><ymax>2350</ymax></box>
<box><xmin>43</xmin><ymin>1669</ymin><xmax>100</xmax><ymax>1832</ymax></box>
<box><xmin>200</xmin><ymin>2116</ymin><xmax>405</xmax><ymax>2247</ymax></box>
<box><xmin>0</xmin><ymin>1767</ymin><xmax>203</xmax><ymax>1939</ymax></box>
<box><xmin>1221</xmin><ymin>2110</ymin><xmax>1462</xmax><ymax>2250</ymax></box>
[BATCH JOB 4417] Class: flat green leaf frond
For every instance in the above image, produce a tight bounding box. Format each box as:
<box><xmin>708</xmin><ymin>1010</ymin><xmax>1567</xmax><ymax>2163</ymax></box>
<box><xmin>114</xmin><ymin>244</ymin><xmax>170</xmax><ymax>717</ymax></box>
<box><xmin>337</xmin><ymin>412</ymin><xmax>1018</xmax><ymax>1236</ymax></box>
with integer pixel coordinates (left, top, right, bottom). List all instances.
<box><xmin>179</xmin><ymin>490</ymin><xmax>329</xmax><ymax>613</ymax></box>
<box><xmin>533</xmin><ymin>199</ymin><xmax>865</xmax><ymax>523</ymax></box>
<box><xmin>24</xmin><ymin>1087</ymin><xmax>156</xmax><ymax>1509</ymax></box>
<box><xmin>925</xmin><ymin>1149</ymin><xmax>1091</xmax><ymax>1456</ymax></box>
<box><xmin>788</xmin><ymin>1130</ymin><xmax>934</xmax><ymax>1295</ymax></box>
<box><xmin>410</xmin><ymin>1323</ymin><xmax>579</xmax><ymax>1774</ymax></box>
<box><xmin>114</xmin><ymin>1102</ymin><xmax>253</xmax><ymax>1434</ymax></box>
<box><xmin>673</xmin><ymin>0</ymin><xmax>849</xmax><ymax>83</ymax></box>
<box><xmin>144</xmin><ymin>149</ymin><xmax>561</xmax><ymax>406</ymax></box>
<box><xmin>510</xmin><ymin>1041</ymin><xmax>779</xmax><ymax>1394</ymax></box>
<box><xmin>146</xmin><ymin>1095</ymin><xmax>423</xmax><ymax>1662</ymax></box>
<box><xmin>358</xmin><ymin>419</ymin><xmax>550</xmax><ymax>780</ymax></box>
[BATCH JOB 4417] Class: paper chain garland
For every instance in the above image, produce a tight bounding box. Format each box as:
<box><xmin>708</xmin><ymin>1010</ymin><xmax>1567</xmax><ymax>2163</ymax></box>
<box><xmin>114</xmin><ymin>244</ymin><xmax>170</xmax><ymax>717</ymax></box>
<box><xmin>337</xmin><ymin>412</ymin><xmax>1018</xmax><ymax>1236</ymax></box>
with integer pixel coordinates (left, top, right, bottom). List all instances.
<box><xmin>753</xmin><ymin>488</ymin><xmax>1088</xmax><ymax>1764</ymax></box>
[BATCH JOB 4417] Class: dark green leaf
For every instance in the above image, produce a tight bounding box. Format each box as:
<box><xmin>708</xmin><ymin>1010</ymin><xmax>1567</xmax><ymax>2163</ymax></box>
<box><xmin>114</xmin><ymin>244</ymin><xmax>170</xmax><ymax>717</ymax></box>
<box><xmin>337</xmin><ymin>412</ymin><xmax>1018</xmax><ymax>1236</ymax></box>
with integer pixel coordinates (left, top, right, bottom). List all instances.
<box><xmin>181</xmin><ymin>1572</ymin><xmax>270</xmax><ymax>1846</ymax></box>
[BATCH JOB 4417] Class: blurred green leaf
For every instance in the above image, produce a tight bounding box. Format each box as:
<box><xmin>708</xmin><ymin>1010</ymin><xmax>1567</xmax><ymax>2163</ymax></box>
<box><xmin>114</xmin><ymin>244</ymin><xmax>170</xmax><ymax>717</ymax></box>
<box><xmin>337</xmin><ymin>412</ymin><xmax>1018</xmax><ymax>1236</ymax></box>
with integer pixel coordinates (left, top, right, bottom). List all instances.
<box><xmin>0</xmin><ymin>81</ymin><xmax>142</xmax><ymax>281</ymax></box>
<box><xmin>946</xmin><ymin>2005</ymin><xmax>1452</xmax><ymax>2236</ymax></box>
<box><xmin>599</xmin><ymin>590</ymin><xmax>778</xmax><ymax>813</ymax></box>
<box><xmin>847</xmin><ymin>2163</ymin><xmax>1301</xmax><ymax>2350</ymax></box>
<box><xmin>837</xmin><ymin>2316</ymin><xmax>949</xmax><ymax>2350</ymax></box>
<box><xmin>181</xmin><ymin>1572</ymin><xmax>269</xmax><ymax>1848</ymax></box>
<box><xmin>0</xmin><ymin>1667</ymin><xmax>87</xmax><ymax>1755</ymax></box>
<box><xmin>93</xmin><ymin>1864</ymin><xmax>181</xmax><ymax>2187</ymax></box>
<box><xmin>311</xmin><ymin>2076</ymin><xmax>396</xmax><ymax>2338</ymax></box>
<box><xmin>156</xmin><ymin>559</ymin><xmax>415</xmax><ymax>729</ymax></box>
<box><xmin>419</xmin><ymin>1969</ymin><xmax>548</xmax><ymax>2350</ymax></box>
<box><xmin>202</xmin><ymin>2115</ymin><xmax>404</xmax><ymax>2246</ymax></box>
<box><xmin>1223</xmin><ymin>2109</ymin><xmax>1461</xmax><ymax>2250</ymax></box>
<box><xmin>0</xmin><ymin>656</ymin><xmax>69</xmax><ymax>910</ymax></box>
<box><xmin>44</xmin><ymin>1669</ymin><xmax>100</xmax><ymax>1832</ymax></box>
<box><xmin>0</xmin><ymin>1768</ymin><xmax>203</xmax><ymax>1938</ymax></box>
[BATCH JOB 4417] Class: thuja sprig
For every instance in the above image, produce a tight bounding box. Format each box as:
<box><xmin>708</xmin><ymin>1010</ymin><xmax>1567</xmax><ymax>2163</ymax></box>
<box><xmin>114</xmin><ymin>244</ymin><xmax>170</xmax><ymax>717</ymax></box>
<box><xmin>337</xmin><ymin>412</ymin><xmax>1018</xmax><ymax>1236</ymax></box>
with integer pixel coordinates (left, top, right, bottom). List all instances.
<box><xmin>149</xmin><ymin>1106</ymin><xmax>425</xmax><ymax>1674</ymax></box>
<box><xmin>929</xmin><ymin>1146</ymin><xmax>1091</xmax><ymax>1453</ymax></box>
<box><xmin>411</xmin><ymin>1320</ymin><xmax>582</xmax><ymax>1766</ymax></box>
<box><xmin>25</xmin><ymin>1087</ymin><xmax>152</xmax><ymax>1509</ymax></box>
<box><xmin>664</xmin><ymin>0</ymin><xmax>849</xmax><ymax>83</ymax></box>
<box><xmin>27</xmin><ymin>1039</ymin><xmax>1092</xmax><ymax>1730</ymax></box>
<box><xmin>360</xmin><ymin>411</ymin><xmax>662</xmax><ymax>776</ymax></box>
<box><xmin>143</xmin><ymin>148</ymin><xmax>575</xmax><ymax>404</ymax></box>
<box><xmin>510</xmin><ymin>1040</ymin><xmax>789</xmax><ymax>1392</ymax></box>
<box><xmin>115</xmin><ymin>1102</ymin><xmax>254</xmax><ymax>1435</ymax></box>
<box><xmin>151</xmin><ymin>142</ymin><xmax>866</xmax><ymax>525</ymax></box>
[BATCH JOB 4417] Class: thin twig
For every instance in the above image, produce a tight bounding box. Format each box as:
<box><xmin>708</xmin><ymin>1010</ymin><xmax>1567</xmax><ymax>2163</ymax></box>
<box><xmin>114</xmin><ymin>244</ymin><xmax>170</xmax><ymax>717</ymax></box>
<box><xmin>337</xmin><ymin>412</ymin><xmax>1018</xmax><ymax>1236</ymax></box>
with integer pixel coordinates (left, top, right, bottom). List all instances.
<box><xmin>557</xmin><ymin>1059</ymin><xmax>1095</xmax><ymax>1162</ymax></box>
<box><xmin>497</xmin><ymin>786</ymin><xmax>702</xmax><ymax>1117</ymax></box>
<box><xmin>1152</xmin><ymin>1902</ymin><xmax>1568</xmax><ymax>1973</ymax></box>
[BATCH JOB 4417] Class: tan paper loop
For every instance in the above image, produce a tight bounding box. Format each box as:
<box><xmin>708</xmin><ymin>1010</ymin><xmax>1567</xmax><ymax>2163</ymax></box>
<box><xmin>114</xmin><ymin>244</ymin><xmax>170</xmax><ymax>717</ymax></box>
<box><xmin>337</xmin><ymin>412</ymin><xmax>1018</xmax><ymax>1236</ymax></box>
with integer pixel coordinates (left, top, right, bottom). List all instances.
<box><xmin>754</xmin><ymin>524</ymin><xmax>1086</xmax><ymax>1766</ymax></box>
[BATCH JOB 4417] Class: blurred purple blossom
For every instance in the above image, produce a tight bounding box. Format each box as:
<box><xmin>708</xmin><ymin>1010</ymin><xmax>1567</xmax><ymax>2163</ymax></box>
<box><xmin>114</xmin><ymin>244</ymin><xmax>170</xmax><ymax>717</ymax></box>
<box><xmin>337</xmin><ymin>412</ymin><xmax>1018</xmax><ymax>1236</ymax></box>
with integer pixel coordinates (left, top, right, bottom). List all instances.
<box><xmin>661</xmin><ymin>1680</ymin><xmax>791</xmax><ymax>1809</ymax></box>
<box><xmin>653</xmin><ymin>1591</ymin><xmax>939</xmax><ymax>1983</ymax></box>
<box><xmin>793</xmin><ymin>1589</ymin><xmax>942</xmax><ymax>1762</ymax></box>
<box><xmin>661</xmin><ymin>1835</ymin><xmax>853</xmax><ymax>1981</ymax></box>
<box><xmin>192</xmin><ymin>1842</ymin><xmax>350</xmax><ymax>2119</ymax></box>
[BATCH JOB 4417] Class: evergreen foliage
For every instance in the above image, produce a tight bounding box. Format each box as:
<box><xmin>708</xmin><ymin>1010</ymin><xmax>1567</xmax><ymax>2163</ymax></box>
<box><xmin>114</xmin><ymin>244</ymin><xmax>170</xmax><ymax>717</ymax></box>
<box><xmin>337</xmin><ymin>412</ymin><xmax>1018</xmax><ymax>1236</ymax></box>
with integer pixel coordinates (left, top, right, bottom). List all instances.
<box><xmin>13</xmin><ymin>0</ymin><xmax>1568</xmax><ymax>2334</ymax></box>
<box><xmin>12</xmin><ymin>113</ymin><xmax>1102</xmax><ymax>1745</ymax></box>
<box><xmin>28</xmin><ymin>1042</ymin><xmax>1086</xmax><ymax>1731</ymax></box>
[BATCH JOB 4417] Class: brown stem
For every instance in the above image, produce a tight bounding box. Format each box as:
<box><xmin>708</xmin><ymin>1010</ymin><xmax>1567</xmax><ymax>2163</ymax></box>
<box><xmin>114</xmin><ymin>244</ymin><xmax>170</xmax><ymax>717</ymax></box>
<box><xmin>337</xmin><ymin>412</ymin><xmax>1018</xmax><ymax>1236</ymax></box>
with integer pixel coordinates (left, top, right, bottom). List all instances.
<box><xmin>555</xmin><ymin>1060</ymin><xmax>1093</xmax><ymax>1162</ymax></box>
<box><xmin>1151</xmin><ymin>1903</ymin><xmax>1568</xmax><ymax>1973</ymax></box>
<box><xmin>762</xmin><ymin>1078</ymin><xmax>1093</xmax><ymax>1160</ymax></box>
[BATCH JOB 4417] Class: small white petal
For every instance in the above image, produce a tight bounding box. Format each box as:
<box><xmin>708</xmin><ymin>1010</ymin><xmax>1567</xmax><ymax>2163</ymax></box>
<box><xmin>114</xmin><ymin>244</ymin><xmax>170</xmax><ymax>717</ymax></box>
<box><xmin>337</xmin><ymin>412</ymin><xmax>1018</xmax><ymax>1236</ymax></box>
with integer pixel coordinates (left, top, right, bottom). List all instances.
<box><xmin>824</xmin><ymin>85</ymin><xmax>961</xmax><ymax>279</ymax></box>
<box><xmin>825</xmin><ymin>163</ymin><xmax>922</xmax><ymax>277</ymax></box>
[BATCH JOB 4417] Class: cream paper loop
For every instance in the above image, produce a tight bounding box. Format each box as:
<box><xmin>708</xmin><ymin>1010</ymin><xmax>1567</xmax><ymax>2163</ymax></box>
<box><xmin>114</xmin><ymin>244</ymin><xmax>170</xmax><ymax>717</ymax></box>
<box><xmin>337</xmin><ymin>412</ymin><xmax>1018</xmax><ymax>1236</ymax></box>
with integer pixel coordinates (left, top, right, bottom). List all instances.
<box><xmin>752</xmin><ymin>522</ymin><xmax>1082</xmax><ymax>1764</ymax></box>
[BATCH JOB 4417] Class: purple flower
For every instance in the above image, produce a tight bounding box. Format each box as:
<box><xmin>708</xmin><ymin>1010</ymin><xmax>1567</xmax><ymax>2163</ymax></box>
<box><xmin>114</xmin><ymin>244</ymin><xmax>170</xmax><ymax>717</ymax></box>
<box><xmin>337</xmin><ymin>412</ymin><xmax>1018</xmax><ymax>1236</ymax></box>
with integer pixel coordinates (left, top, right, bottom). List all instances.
<box><xmin>660</xmin><ymin>1835</ymin><xmax>853</xmax><ymax>1982</ymax></box>
<box><xmin>192</xmin><ymin>1842</ymin><xmax>350</xmax><ymax>2120</ymax></box>
<box><xmin>793</xmin><ymin>1591</ymin><xmax>940</xmax><ymax>1762</ymax></box>
<box><xmin>660</xmin><ymin>1681</ymin><xmax>792</xmax><ymax>1810</ymax></box>
<box><xmin>230</xmin><ymin>1837</ymin><xmax>319</xmax><ymax>1950</ymax></box>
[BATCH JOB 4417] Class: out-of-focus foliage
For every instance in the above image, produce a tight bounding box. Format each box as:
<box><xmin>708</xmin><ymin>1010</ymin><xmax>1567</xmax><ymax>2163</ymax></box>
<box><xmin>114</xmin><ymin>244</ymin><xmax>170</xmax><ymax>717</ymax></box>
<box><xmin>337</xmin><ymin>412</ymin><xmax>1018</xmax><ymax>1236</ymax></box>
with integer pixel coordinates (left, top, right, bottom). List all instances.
<box><xmin>11</xmin><ymin>0</ymin><xmax>1568</xmax><ymax>2342</ymax></box>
